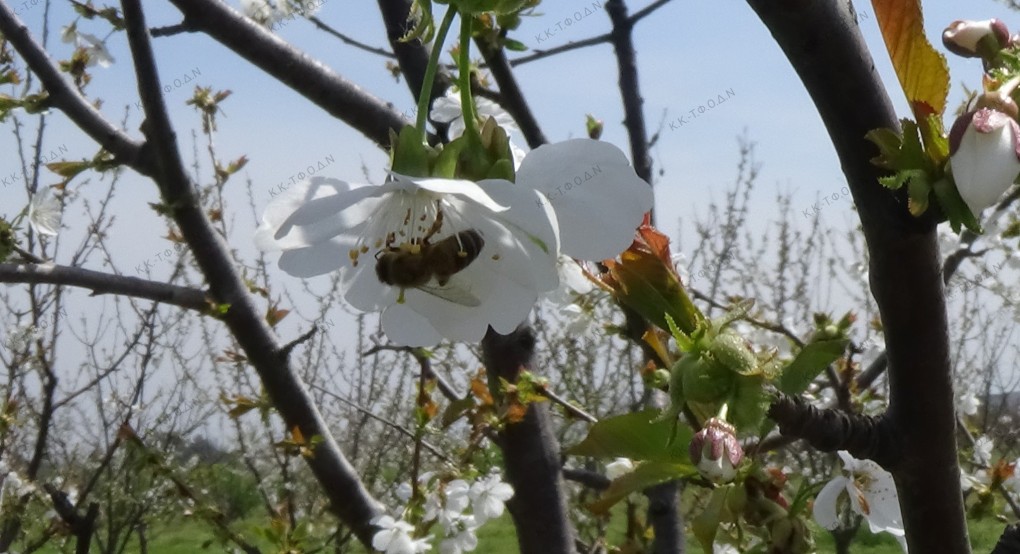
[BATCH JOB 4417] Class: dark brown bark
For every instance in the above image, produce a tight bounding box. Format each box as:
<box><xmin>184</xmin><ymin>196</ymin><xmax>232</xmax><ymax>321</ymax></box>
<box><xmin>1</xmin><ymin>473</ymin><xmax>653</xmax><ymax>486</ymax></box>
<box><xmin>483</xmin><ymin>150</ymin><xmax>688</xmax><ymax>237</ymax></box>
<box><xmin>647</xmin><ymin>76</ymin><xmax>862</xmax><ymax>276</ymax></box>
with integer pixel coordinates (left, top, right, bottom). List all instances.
<box><xmin>482</xmin><ymin>327</ymin><xmax>577</xmax><ymax>554</ymax></box>
<box><xmin>746</xmin><ymin>1</ymin><xmax>968</xmax><ymax>552</ymax></box>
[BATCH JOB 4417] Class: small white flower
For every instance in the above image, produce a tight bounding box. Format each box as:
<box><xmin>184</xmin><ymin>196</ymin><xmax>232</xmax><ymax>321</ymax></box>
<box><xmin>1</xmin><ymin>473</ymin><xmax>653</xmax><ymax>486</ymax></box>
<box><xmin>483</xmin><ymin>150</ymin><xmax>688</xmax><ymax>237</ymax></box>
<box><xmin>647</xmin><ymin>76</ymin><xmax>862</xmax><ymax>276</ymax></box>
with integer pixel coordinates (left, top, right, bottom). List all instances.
<box><xmin>605</xmin><ymin>457</ymin><xmax>635</xmax><ymax>480</ymax></box>
<box><xmin>443</xmin><ymin>479</ymin><xmax>471</xmax><ymax>515</ymax></box>
<box><xmin>395</xmin><ymin>482</ymin><xmax>413</xmax><ymax>503</ymax></box>
<box><xmin>60</xmin><ymin>24</ymin><xmax>78</xmax><ymax>44</ymax></box>
<box><xmin>814</xmin><ymin>451</ymin><xmax>906</xmax><ymax>552</ymax></box>
<box><xmin>430</xmin><ymin>89</ymin><xmax>526</xmax><ymax>168</ymax></box>
<box><xmin>28</xmin><ymin>187</ymin><xmax>61</xmax><ymax>236</ymax></box>
<box><xmin>75</xmin><ymin>32</ymin><xmax>114</xmax><ymax>68</ymax></box>
<box><xmin>468</xmin><ymin>474</ymin><xmax>514</xmax><ymax>524</ymax></box>
<box><xmin>438</xmin><ymin>515</ymin><xmax>479</xmax><ymax>554</ymax></box>
<box><xmin>371</xmin><ymin>515</ymin><xmax>430</xmax><ymax>554</ymax></box>
<box><xmin>957</xmin><ymin>390</ymin><xmax>981</xmax><ymax>418</ymax></box>
<box><xmin>949</xmin><ymin>108</ymin><xmax>1020</xmax><ymax>216</ymax></box>
<box><xmin>3</xmin><ymin>324</ymin><xmax>42</xmax><ymax>351</ymax></box>
<box><xmin>973</xmin><ymin>435</ymin><xmax>995</xmax><ymax>466</ymax></box>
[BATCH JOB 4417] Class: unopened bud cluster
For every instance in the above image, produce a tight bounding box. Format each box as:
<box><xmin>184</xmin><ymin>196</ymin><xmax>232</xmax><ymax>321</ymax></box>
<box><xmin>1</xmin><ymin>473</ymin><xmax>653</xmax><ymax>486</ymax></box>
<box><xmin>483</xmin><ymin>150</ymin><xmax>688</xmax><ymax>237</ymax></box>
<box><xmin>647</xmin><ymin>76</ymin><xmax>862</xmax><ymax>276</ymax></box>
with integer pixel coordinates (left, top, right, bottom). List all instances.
<box><xmin>944</xmin><ymin>19</ymin><xmax>1020</xmax><ymax>218</ymax></box>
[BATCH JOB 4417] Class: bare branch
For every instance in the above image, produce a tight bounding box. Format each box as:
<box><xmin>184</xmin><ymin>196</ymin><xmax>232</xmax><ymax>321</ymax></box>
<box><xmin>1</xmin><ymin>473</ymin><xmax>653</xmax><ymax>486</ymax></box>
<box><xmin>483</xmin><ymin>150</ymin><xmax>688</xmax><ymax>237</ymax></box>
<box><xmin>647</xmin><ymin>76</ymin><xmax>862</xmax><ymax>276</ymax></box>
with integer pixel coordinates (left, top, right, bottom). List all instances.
<box><xmin>166</xmin><ymin>0</ymin><xmax>411</xmax><ymax>147</ymax></box>
<box><xmin>0</xmin><ymin>262</ymin><xmax>209</xmax><ymax>311</ymax></box>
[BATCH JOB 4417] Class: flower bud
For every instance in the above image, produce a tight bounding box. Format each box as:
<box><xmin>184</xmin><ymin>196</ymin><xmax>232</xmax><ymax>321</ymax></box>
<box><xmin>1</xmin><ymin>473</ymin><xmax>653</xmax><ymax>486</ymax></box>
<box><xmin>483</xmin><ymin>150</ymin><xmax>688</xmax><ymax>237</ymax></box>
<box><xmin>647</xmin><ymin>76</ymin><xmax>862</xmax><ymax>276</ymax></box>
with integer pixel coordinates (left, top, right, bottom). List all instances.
<box><xmin>949</xmin><ymin>108</ymin><xmax>1020</xmax><ymax>216</ymax></box>
<box><xmin>689</xmin><ymin>418</ymin><xmax>744</xmax><ymax>483</ymax></box>
<box><xmin>943</xmin><ymin>19</ymin><xmax>1010</xmax><ymax>58</ymax></box>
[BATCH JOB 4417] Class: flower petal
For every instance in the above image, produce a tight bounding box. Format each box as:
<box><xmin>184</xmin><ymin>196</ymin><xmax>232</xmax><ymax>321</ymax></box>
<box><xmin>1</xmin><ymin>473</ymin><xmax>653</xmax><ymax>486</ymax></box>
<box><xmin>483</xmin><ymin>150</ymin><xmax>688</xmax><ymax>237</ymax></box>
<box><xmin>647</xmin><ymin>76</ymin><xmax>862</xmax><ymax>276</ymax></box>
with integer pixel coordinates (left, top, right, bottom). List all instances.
<box><xmin>277</xmin><ymin>239</ymin><xmax>351</xmax><ymax>278</ymax></box>
<box><xmin>399</xmin><ymin>174</ymin><xmax>509</xmax><ymax>213</ymax></box>
<box><xmin>255</xmin><ymin>177</ymin><xmax>368</xmax><ymax>251</ymax></box>
<box><xmin>813</xmin><ymin>476</ymin><xmax>848</xmax><ymax>530</ymax></box>
<box><xmin>517</xmin><ymin>139</ymin><xmax>652</xmax><ymax>260</ymax></box>
<box><xmin>381</xmin><ymin>303</ymin><xmax>444</xmax><ymax>347</ymax></box>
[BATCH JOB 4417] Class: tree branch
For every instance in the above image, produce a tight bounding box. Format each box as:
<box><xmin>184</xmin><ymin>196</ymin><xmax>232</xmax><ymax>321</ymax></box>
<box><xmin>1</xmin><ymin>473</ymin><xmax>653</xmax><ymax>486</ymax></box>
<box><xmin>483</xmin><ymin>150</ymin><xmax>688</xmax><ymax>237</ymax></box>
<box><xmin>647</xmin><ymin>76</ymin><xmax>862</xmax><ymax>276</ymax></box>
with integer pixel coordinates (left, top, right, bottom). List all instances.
<box><xmin>0</xmin><ymin>262</ymin><xmax>209</xmax><ymax>311</ymax></box>
<box><xmin>746</xmin><ymin>2</ymin><xmax>968</xmax><ymax>551</ymax></box>
<box><xmin>605</xmin><ymin>0</ymin><xmax>652</xmax><ymax>185</ymax></box>
<box><xmin>0</xmin><ymin>5</ymin><xmax>147</xmax><ymax>171</ymax></box>
<box><xmin>115</xmin><ymin>0</ymin><xmax>385</xmax><ymax>546</ymax></box>
<box><xmin>165</xmin><ymin>0</ymin><xmax>410</xmax><ymax>147</ymax></box>
<box><xmin>482</xmin><ymin>326</ymin><xmax>577</xmax><ymax>554</ymax></box>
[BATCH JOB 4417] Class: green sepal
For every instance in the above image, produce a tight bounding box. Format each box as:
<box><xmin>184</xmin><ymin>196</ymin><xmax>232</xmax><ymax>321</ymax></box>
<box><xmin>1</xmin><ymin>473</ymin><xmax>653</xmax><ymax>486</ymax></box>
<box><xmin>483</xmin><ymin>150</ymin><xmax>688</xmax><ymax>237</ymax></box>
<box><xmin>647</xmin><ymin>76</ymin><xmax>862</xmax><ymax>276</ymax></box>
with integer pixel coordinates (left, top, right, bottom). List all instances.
<box><xmin>683</xmin><ymin>356</ymin><xmax>735</xmax><ymax>404</ymax></box>
<box><xmin>729</xmin><ymin>375</ymin><xmax>768</xmax><ymax>431</ymax></box>
<box><xmin>933</xmin><ymin>173</ymin><xmax>982</xmax><ymax>233</ymax></box>
<box><xmin>390</xmin><ymin>125</ymin><xmax>430</xmax><ymax>177</ymax></box>
<box><xmin>432</xmin><ymin>137</ymin><xmax>466</xmax><ymax>179</ymax></box>
<box><xmin>485</xmin><ymin>158</ymin><xmax>515</xmax><ymax>181</ymax></box>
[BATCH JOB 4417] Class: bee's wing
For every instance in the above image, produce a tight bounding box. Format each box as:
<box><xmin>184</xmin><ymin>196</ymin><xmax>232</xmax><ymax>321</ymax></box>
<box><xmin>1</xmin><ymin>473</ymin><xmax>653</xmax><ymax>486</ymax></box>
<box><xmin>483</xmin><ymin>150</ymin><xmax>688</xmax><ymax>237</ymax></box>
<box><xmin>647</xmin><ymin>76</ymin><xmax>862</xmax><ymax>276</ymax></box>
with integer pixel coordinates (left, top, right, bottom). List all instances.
<box><xmin>415</xmin><ymin>281</ymin><xmax>482</xmax><ymax>307</ymax></box>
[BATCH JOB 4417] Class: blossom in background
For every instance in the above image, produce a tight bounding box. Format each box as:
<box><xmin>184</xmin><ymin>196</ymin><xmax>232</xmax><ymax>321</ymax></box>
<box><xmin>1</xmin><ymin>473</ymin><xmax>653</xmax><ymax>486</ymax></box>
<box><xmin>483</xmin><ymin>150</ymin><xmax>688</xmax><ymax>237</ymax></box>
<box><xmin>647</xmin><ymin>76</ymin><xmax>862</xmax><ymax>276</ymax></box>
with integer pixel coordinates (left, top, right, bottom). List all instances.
<box><xmin>61</xmin><ymin>24</ymin><xmax>114</xmax><ymax>68</ymax></box>
<box><xmin>3</xmin><ymin>324</ymin><xmax>42</xmax><ymax>352</ymax></box>
<box><xmin>973</xmin><ymin>435</ymin><xmax>995</xmax><ymax>466</ymax></box>
<box><xmin>438</xmin><ymin>515</ymin><xmax>479</xmax><ymax>554</ymax></box>
<box><xmin>430</xmin><ymin>89</ymin><xmax>526</xmax><ymax>168</ymax></box>
<box><xmin>605</xmin><ymin>457</ymin><xmax>635</xmax><ymax>480</ymax></box>
<box><xmin>256</xmin><ymin>139</ymin><xmax>652</xmax><ymax>346</ymax></box>
<box><xmin>814</xmin><ymin>451</ymin><xmax>907</xmax><ymax>552</ymax></box>
<box><xmin>949</xmin><ymin>108</ymin><xmax>1020</xmax><ymax>216</ymax></box>
<box><xmin>28</xmin><ymin>187</ymin><xmax>61</xmax><ymax>236</ymax></box>
<box><xmin>240</xmin><ymin>0</ymin><xmax>321</xmax><ymax>25</ymax></box>
<box><xmin>371</xmin><ymin>515</ymin><xmax>430</xmax><ymax>554</ymax></box>
<box><xmin>468</xmin><ymin>474</ymin><xmax>514</xmax><ymax>524</ymax></box>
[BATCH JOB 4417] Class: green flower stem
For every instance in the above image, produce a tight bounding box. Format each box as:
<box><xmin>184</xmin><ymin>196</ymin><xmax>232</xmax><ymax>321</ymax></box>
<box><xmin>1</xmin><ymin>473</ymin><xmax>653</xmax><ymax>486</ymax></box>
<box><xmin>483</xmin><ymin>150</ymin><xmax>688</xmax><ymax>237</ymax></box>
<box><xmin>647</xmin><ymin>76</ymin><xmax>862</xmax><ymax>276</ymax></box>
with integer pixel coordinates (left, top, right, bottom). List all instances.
<box><xmin>457</xmin><ymin>13</ymin><xmax>480</xmax><ymax>146</ymax></box>
<box><xmin>415</xmin><ymin>7</ymin><xmax>458</xmax><ymax>140</ymax></box>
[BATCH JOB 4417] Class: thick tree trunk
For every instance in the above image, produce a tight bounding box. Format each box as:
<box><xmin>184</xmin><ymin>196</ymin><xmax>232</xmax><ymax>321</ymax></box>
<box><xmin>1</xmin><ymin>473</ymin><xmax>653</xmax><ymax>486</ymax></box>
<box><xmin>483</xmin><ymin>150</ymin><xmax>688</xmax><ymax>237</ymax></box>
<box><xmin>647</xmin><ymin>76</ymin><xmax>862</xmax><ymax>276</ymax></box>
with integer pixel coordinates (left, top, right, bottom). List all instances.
<box><xmin>745</xmin><ymin>1</ymin><xmax>969</xmax><ymax>552</ymax></box>
<box><xmin>482</xmin><ymin>327</ymin><xmax>577</xmax><ymax>554</ymax></box>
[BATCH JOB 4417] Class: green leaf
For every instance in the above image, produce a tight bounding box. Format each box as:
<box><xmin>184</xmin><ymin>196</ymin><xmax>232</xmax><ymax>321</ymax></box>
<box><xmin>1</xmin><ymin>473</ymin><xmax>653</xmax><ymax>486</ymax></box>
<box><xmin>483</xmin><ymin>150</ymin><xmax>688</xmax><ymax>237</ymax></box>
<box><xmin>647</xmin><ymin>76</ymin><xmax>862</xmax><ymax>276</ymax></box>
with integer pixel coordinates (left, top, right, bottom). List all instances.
<box><xmin>588</xmin><ymin>461</ymin><xmax>696</xmax><ymax>514</ymax></box>
<box><xmin>503</xmin><ymin>37</ymin><xmax>528</xmax><ymax>51</ymax></box>
<box><xmin>567</xmin><ymin>409</ymin><xmax>693</xmax><ymax>463</ymax></box>
<box><xmin>933</xmin><ymin>174</ymin><xmax>981</xmax><ymax>233</ymax></box>
<box><xmin>777</xmin><ymin>338</ymin><xmax>849</xmax><ymax>395</ymax></box>
<box><xmin>692</xmin><ymin>486</ymin><xmax>728</xmax><ymax>553</ymax></box>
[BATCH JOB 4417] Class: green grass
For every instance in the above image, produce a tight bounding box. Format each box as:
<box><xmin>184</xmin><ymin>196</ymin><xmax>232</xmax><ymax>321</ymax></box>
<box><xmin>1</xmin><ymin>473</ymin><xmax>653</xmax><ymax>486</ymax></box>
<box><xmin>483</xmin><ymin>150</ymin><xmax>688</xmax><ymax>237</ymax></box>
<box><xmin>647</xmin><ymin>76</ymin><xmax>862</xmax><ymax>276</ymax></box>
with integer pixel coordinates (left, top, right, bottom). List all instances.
<box><xmin>29</xmin><ymin>510</ymin><xmax>1009</xmax><ymax>553</ymax></box>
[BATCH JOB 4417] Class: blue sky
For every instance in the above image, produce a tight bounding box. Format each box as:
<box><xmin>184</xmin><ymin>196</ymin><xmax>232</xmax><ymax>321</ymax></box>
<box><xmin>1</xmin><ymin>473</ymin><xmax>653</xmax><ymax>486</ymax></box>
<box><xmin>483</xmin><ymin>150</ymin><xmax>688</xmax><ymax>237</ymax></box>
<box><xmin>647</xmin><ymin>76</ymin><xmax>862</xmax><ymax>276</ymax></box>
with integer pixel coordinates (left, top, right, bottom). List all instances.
<box><xmin>1</xmin><ymin>0</ymin><xmax>1015</xmax><ymax>339</ymax></box>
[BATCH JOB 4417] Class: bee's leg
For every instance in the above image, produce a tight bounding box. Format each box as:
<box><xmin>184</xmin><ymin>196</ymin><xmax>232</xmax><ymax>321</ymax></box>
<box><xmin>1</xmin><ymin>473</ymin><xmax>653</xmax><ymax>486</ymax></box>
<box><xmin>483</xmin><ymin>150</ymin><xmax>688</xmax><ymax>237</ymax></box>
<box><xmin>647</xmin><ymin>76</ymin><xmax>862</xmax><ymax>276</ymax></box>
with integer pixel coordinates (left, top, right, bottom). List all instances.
<box><xmin>422</xmin><ymin>202</ymin><xmax>445</xmax><ymax>244</ymax></box>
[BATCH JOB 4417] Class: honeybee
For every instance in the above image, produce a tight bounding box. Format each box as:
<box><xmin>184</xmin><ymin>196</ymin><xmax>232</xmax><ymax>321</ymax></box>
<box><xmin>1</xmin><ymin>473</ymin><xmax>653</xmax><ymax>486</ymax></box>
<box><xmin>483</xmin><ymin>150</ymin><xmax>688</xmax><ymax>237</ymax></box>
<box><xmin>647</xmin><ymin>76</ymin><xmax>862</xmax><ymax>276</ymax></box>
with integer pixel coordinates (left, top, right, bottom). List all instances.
<box><xmin>375</xmin><ymin>229</ymin><xmax>485</xmax><ymax>306</ymax></box>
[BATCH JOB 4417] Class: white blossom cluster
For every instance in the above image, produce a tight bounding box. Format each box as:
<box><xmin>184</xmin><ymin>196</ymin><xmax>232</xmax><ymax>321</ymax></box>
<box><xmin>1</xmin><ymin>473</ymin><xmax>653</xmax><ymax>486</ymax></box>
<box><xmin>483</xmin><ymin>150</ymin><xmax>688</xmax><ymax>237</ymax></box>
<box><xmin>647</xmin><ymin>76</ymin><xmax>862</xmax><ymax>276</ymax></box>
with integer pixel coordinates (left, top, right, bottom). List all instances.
<box><xmin>372</xmin><ymin>473</ymin><xmax>513</xmax><ymax>554</ymax></box>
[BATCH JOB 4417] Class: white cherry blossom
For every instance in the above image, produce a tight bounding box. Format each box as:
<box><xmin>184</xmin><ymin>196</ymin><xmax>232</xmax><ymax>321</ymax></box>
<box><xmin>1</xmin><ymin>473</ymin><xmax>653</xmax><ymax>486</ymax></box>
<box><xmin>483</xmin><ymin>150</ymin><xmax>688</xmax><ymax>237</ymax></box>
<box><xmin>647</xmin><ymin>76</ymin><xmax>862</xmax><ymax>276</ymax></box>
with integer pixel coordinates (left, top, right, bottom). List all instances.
<box><xmin>468</xmin><ymin>474</ymin><xmax>514</xmax><ymax>524</ymax></box>
<box><xmin>28</xmin><ymin>187</ymin><xmax>61</xmax><ymax>237</ymax></box>
<box><xmin>75</xmin><ymin>32</ymin><xmax>114</xmax><ymax>68</ymax></box>
<box><xmin>814</xmin><ymin>451</ymin><xmax>906</xmax><ymax>552</ymax></box>
<box><xmin>256</xmin><ymin>140</ymin><xmax>652</xmax><ymax>346</ymax></box>
<box><xmin>371</xmin><ymin>515</ymin><xmax>430</xmax><ymax>554</ymax></box>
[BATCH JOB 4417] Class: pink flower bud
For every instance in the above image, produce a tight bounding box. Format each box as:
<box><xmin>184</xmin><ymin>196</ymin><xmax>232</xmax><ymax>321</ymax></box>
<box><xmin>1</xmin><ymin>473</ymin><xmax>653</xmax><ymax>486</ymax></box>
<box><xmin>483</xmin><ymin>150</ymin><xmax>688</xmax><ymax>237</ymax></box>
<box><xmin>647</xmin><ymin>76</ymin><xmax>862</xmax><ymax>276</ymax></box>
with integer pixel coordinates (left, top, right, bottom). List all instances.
<box><xmin>943</xmin><ymin>19</ymin><xmax>1010</xmax><ymax>58</ymax></box>
<box><xmin>949</xmin><ymin>108</ymin><xmax>1020</xmax><ymax>216</ymax></box>
<box><xmin>689</xmin><ymin>418</ymin><xmax>744</xmax><ymax>483</ymax></box>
